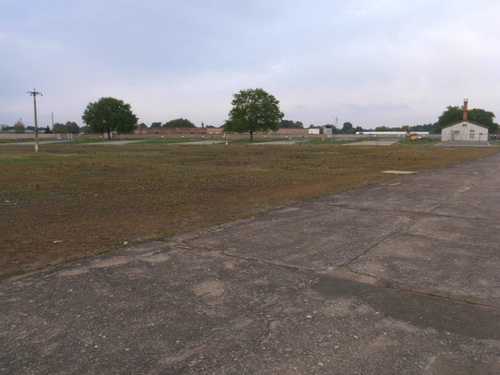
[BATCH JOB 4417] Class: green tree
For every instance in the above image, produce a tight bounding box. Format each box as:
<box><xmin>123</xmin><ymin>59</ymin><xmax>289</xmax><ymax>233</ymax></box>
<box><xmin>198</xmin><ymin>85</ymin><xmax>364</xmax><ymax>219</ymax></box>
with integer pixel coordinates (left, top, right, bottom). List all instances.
<box><xmin>80</xmin><ymin>125</ymin><xmax>92</xmax><ymax>134</ymax></box>
<box><xmin>65</xmin><ymin>121</ymin><xmax>80</xmax><ymax>134</ymax></box>
<box><xmin>44</xmin><ymin>126</ymin><xmax>52</xmax><ymax>134</ymax></box>
<box><xmin>341</xmin><ymin>122</ymin><xmax>353</xmax><ymax>134</ymax></box>
<box><xmin>374</xmin><ymin>126</ymin><xmax>392</xmax><ymax>132</ymax></box>
<box><xmin>435</xmin><ymin>105</ymin><xmax>498</xmax><ymax>133</ymax></box>
<box><xmin>280</xmin><ymin>120</ymin><xmax>303</xmax><ymax>128</ymax></box>
<box><xmin>413</xmin><ymin>123</ymin><xmax>436</xmax><ymax>132</ymax></box>
<box><xmin>163</xmin><ymin>118</ymin><xmax>196</xmax><ymax>128</ymax></box>
<box><xmin>150</xmin><ymin>122</ymin><xmax>162</xmax><ymax>128</ymax></box>
<box><xmin>224</xmin><ymin>88</ymin><xmax>284</xmax><ymax>141</ymax></box>
<box><xmin>53</xmin><ymin>123</ymin><xmax>68</xmax><ymax>133</ymax></box>
<box><xmin>82</xmin><ymin>97</ymin><xmax>138</xmax><ymax>139</ymax></box>
<box><xmin>469</xmin><ymin>108</ymin><xmax>498</xmax><ymax>133</ymax></box>
<box><xmin>13</xmin><ymin>119</ymin><xmax>26</xmax><ymax>133</ymax></box>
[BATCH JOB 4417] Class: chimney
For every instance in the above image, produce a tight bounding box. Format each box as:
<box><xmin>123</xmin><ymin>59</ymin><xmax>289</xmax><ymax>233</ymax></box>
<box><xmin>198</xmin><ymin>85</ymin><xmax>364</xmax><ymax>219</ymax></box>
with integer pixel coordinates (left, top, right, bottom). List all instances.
<box><xmin>463</xmin><ymin>98</ymin><xmax>468</xmax><ymax>120</ymax></box>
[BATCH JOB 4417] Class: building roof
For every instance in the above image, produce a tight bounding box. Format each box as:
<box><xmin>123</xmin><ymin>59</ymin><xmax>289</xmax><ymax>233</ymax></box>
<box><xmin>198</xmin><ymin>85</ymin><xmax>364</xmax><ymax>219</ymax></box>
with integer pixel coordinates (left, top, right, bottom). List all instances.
<box><xmin>441</xmin><ymin>119</ymin><xmax>489</xmax><ymax>130</ymax></box>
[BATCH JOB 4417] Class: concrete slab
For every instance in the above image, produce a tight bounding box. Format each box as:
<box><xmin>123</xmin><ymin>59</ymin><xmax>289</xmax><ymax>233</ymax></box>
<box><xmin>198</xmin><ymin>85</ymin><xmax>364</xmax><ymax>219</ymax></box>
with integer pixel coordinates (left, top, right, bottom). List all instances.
<box><xmin>1</xmin><ymin>152</ymin><xmax>499</xmax><ymax>374</ymax></box>
<box><xmin>437</xmin><ymin>141</ymin><xmax>490</xmax><ymax>146</ymax></box>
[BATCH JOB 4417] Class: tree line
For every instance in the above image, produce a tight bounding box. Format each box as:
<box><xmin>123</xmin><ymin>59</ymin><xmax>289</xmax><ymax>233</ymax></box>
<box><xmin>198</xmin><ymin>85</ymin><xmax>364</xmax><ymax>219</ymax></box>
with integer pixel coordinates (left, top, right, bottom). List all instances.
<box><xmin>3</xmin><ymin>91</ymin><xmax>497</xmax><ymax>139</ymax></box>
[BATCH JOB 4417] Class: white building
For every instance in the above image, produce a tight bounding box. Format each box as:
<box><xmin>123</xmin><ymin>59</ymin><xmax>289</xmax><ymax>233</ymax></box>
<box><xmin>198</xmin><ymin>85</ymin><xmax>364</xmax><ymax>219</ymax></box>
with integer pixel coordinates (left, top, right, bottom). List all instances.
<box><xmin>441</xmin><ymin>99</ymin><xmax>489</xmax><ymax>142</ymax></box>
<box><xmin>441</xmin><ymin>121</ymin><xmax>489</xmax><ymax>142</ymax></box>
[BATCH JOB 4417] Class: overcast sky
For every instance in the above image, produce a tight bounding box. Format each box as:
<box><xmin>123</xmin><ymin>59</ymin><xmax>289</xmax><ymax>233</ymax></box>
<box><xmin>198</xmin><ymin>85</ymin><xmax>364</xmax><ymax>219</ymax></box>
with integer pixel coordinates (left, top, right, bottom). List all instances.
<box><xmin>1</xmin><ymin>0</ymin><xmax>499</xmax><ymax>129</ymax></box>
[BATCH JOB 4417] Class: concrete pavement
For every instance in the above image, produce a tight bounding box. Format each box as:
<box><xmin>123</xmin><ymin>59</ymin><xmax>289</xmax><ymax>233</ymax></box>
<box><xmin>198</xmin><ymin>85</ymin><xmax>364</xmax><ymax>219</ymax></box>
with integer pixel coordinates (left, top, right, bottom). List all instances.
<box><xmin>1</xmin><ymin>153</ymin><xmax>499</xmax><ymax>374</ymax></box>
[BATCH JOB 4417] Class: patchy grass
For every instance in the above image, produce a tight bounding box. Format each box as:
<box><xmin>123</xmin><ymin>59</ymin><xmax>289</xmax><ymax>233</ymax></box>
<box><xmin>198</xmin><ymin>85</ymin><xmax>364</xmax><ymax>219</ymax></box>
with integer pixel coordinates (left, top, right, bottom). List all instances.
<box><xmin>398</xmin><ymin>137</ymin><xmax>441</xmax><ymax>145</ymax></box>
<box><xmin>227</xmin><ymin>137</ymin><xmax>291</xmax><ymax>143</ymax></box>
<box><xmin>0</xmin><ymin>138</ymin><xmax>37</xmax><ymax>143</ymax></box>
<box><xmin>305</xmin><ymin>138</ymin><xmax>366</xmax><ymax>145</ymax></box>
<box><xmin>1</xmin><ymin>143</ymin><xmax>498</xmax><ymax>278</ymax></box>
<box><xmin>132</xmin><ymin>138</ymin><xmax>225</xmax><ymax>144</ymax></box>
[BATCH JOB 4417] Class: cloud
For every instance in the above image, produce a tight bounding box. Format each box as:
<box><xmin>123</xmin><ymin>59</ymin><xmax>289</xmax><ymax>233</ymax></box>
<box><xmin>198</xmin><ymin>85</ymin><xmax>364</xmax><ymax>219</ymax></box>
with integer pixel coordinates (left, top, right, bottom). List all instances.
<box><xmin>1</xmin><ymin>0</ymin><xmax>499</xmax><ymax>128</ymax></box>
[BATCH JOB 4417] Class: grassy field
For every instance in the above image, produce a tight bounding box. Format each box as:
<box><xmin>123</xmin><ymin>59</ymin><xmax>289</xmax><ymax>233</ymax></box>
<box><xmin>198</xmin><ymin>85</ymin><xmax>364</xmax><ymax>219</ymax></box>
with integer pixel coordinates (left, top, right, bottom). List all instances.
<box><xmin>1</xmin><ymin>142</ymin><xmax>498</xmax><ymax>278</ymax></box>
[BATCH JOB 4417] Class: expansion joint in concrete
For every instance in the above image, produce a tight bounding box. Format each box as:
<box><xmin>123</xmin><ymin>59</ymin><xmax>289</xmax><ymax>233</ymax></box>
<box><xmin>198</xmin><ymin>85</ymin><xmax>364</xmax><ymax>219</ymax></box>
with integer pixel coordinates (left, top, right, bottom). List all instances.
<box><xmin>337</xmin><ymin>265</ymin><xmax>499</xmax><ymax>310</ymax></box>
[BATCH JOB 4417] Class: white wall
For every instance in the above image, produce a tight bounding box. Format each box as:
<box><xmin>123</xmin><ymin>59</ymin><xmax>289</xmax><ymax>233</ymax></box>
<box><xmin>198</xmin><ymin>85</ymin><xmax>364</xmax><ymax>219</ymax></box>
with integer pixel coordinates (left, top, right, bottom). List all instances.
<box><xmin>441</xmin><ymin>121</ymin><xmax>489</xmax><ymax>142</ymax></box>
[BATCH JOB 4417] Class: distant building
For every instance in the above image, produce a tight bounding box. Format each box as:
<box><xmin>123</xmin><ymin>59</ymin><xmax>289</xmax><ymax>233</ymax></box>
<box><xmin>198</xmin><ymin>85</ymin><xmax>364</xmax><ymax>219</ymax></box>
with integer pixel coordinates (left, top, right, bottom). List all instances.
<box><xmin>441</xmin><ymin>99</ymin><xmax>489</xmax><ymax>142</ymax></box>
<box><xmin>309</xmin><ymin>128</ymin><xmax>320</xmax><ymax>135</ymax></box>
<box><xmin>322</xmin><ymin>125</ymin><xmax>333</xmax><ymax>135</ymax></box>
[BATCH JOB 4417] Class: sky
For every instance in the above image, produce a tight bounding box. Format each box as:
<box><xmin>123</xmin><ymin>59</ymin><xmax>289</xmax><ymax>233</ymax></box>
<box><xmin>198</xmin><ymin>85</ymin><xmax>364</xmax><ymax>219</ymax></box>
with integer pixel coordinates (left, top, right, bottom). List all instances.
<box><xmin>1</xmin><ymin>0</ymin><xmax>499</xmax><ymax>130</ymax></box>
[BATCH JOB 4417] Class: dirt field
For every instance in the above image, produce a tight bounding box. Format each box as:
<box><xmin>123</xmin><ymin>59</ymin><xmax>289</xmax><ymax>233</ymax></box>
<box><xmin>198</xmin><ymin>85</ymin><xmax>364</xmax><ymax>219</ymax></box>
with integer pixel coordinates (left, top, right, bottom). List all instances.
<box><xmin>1</xmin><ymin>141</ymin><xmax>498</xmax><ymax>278</ymax></box>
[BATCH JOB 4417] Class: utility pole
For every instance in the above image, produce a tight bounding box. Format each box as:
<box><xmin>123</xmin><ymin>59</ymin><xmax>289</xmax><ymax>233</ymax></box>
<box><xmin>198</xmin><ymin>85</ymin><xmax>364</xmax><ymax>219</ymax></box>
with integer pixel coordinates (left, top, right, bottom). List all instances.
<box><xmin>27</xmin><ymin>89</ymin><xmax>42</xmax><ymax>153</ymax></box>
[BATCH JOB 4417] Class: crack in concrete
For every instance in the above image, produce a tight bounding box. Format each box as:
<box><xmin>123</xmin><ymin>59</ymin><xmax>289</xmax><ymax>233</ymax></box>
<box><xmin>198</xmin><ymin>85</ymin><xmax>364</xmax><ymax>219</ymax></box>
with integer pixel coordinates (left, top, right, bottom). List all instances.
<box><xmin>173</xmin><ymin>240</ymin><xmax>499</xmax><ymax>313</ymax></box>
<box><xmin>322</xmin><ymin>203</ymin><xmax>490</xmax><ymax>222</ymax></box>
<box><xmin>340</xmin><ymin>225</ymin><xmax>408</xmax><ymax>267</ymax></box>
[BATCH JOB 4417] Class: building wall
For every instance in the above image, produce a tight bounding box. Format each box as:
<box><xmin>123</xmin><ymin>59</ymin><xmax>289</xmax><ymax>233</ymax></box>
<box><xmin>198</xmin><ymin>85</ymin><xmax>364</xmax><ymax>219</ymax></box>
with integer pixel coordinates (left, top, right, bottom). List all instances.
<box><xmin>441</xmin><ymin>121</ymin><xmax>489</xmax><ymax>142</ymax></box>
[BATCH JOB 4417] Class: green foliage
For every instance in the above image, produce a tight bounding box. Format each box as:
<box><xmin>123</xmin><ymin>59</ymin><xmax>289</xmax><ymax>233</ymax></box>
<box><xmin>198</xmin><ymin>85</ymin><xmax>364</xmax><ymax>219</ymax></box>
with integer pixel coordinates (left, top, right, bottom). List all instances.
<box><xmin>224</xmin><ymin>88</ymin><xmax>284</xmax><ymax>140</ymax></box>
<box><xmin>163</xmin><ymin>118</ymin><xmax>196</xmax><ymax>128</ymax></box>
<box><xmin>44</xmin><ymin>126</ymin><xmax>52</xmax><ymax>134</ymax></box>
<box><xmin>374</xmin><ymin>126</ymin><xmax>392</xmax><ymax>132</ymax></box>
<box><xmin>280</xmin><ymin>120</ymin><xmax>303</xmax><ymax>128</ymax></box>
<box><xmin>341</xmin><ymin>122</ymin><xmax>353</xmax><ymax>134</ymax></box>
<box><xmin>82</xmin><ymin>97</ymin><xmax>138</xmax><ymax>139</ymax></box>
<box><xmin>435</xmin><ymin>105</ymin><xmax>498</xmax><ymax>133</ymax></box>
<box><xmin>65</xmin><ymin>121</ymin><xmax>80</xmax><ymax>134</ymax></box>
<box><xmin>80</xmin><ymin>125</ymin><xmax>92</xmax><ymax>134</ymax></box>
<box><xmin>52</xmin><ymin>123</ymin><xmax>68</xmax><ymax>134</ymax></box>
<box><xmin>13</xmin><ymin>119</ymin><xmax>25</xmax><ymax>134</ymax></box>
<box><xmin>412</xmin><ymin>123</ymin><xmax>436</xmax><ymax>132</ymax></box>
<box><xmin>150</xmin><ymin>122</ymin><xmax>162</xmax><ymax>128</ymax></box>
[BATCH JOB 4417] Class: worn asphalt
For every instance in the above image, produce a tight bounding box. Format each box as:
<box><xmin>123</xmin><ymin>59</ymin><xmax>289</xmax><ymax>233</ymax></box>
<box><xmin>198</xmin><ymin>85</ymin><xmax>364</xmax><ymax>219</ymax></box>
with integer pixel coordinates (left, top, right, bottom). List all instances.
<box><xmin>1</xmin><ymin>152</ymin><xmax>499</xmax><ymax>374</ymax></box>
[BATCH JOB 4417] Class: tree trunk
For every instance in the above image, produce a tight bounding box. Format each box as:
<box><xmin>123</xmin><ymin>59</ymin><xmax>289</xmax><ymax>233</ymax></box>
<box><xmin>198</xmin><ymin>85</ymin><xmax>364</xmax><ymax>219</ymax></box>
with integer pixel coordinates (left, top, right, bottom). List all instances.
<box><xmin>250</xmin><ymin>130</ymin><xmax>253</xmax><ymax>141</ymax></box>
<box><xmin>107</xmin><ymin>130</ymin><xmax>111</xmax><ymax>139</ymax></box>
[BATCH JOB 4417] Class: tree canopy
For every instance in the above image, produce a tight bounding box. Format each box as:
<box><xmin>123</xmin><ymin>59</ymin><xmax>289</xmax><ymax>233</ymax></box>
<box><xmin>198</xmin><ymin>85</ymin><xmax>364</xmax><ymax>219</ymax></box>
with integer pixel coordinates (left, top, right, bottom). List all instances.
<box><xmin>224</xmin><ymin>88</ymin><xmax>284</xmax><ymax>140</ymax></box>
<box><xmin>82</xmin><ymin>97</ymin><xmax>138</xmax><ymax>139</ymax></box>
<box><xmin>65</xmin><ymin>121</ymin><xmax>80</xmax><ymax>134</ymax></box>
<box><xmin>435</xmin><ymin>105</ymin><xmax>498</xmax><ymax>133</ymax></box>
<box><xmin>13</xmin><ymin>119</ymin><xmax>25</xmax><ymax>134</ymax></box>
<box><xmin>280</xmin><ymin>120</ymin><xmax>303</xmax><ymax>129</ymax></box>
<box><xmin>163</xmin><ymin>118</ymin><xmax>196</xmax><ymax>128</ymax></box>
<box><xmin>52</xmin><ymin>123</ymin><xmax>68</xmax><ymax>134</ymax></box>
<box><xmin>341</xmin><ymin>122</ymin><xmax>353</xmax><ymax>134</ymax></box>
